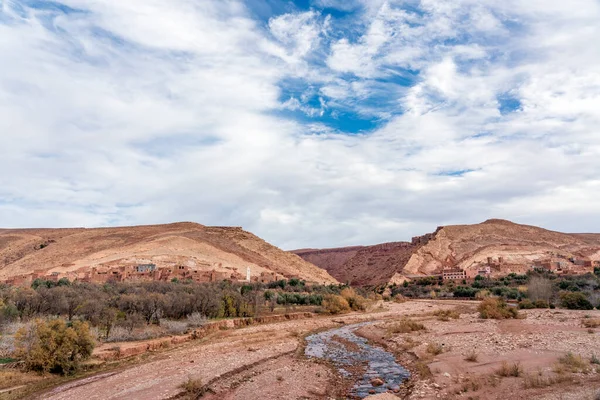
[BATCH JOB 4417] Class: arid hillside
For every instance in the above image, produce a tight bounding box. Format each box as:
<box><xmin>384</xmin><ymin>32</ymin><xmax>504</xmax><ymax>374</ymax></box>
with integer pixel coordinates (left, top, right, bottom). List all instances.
<box><xmin>293</xmin><ymin>219</ymin><xmax>600</xmax><ymax>286</ymax></box>
<box><xmin>293</xmin><ymin>242</ymin><xmax>416</xmax><ymax>286</ymax></box>
<box><xmin>0</xmin><ymin>222</ymin><xmax>338</xmax><ymax>284</ymax></box>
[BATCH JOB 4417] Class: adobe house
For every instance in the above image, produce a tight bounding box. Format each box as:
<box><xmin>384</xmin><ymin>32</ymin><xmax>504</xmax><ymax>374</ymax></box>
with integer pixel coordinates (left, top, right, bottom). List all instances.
<box><xmin>442</xmin><ymin>268</ymin><xmax>467</xmax><ymax>281</ymax></box>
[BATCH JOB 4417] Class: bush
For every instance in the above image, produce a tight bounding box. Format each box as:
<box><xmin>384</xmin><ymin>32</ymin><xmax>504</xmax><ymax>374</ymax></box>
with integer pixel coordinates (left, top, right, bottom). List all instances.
<box><xmin>582</xmin><ymin>318</ymin><xmax>600</xmax><ymax>329</ymax></box>
<box><xmin>14</xmin><ymin>319</ymin><xmax>94</xmax><ymax>374</ymax></box>
<box><xmin>496</xmin><ymin>361</ymin><xmax>522</xmax><ymax>377</ymax></box>
<box><xmin>478</xmin><ymin>298</ymin><xmax>520</xmax><ymax>319</ymax></box>
<box><xmin>534</xmin><ymin>300</ymin><xmax>549</xmax><ymax>308</ymax></box>
<box><xmin>433</xmin><ymin>309</ymin><xmax>460</xmax><ymax>321</ymax></box>
<box><xmin>560</xmin><ymin>292</ymin><xmax>594</xmax><ymax>310</ymax></box>
<box><xmin>321</xmin><ymin>295</ymin><xmax>350</xmax><ymax>314</ymax></box>
<box><xmin>556</xmin><ymin>352</ymin><xmax>589</xmax><ymax>373</ymax></box>
<box><xmin>340</xmin><ymin>288</ymin><xmax>367</xmax><ymax>311</ymax></box>
<box><xmin>160</xmin><ymin>319</ymin><xmax>188</xmax><ymax>335</ymax></box>
<box><xmin>186</xmin><ymin>312</ymin><xmax>208</xmax><ymax>328</ymax></box>
<box><xmin>180</xmin><ymin>376</ymin><xmax>206</xmax><ymax>397</ymax></box>
<box><xmin>426</xmin><ymin>342</ymin><xmax>443</xmax><ymax>355</ymax></box>
<box><xmin>518</xmin><ymin>299</ymin><xmax>535</xmax><ymax>309</ymax></box>
<box><xmin>387</xmin><ymin>318</ymin><xmax>426</xmax><ymax>334</ymax></box>
<box><xmin>464</xmin><ymin>349</ymin><xmax>478</xmax><ymax>362</ymax></box>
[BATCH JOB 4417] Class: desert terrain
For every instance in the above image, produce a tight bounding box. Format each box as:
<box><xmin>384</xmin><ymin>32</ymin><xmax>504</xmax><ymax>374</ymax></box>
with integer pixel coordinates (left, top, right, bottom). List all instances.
<box><xmin>3</xmin><ymin>300</ymin><xmax>598</xmax><ymax>400</ymax></box>
<box><xmin>0</xmin><ymin>223</ymin><xmax>337</xmax><ymax>284</ymax></box>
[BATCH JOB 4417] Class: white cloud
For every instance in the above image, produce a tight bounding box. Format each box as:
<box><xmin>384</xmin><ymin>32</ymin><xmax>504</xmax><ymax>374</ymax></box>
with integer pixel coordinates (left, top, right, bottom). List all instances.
<box><xmin>1</xmin><ymin>0</ymin><xmax>600</xmax><ymax>249</ymax></box>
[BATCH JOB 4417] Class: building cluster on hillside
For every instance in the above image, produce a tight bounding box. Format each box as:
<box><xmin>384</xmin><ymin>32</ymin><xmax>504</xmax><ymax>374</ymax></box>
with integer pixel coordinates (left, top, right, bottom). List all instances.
<box><xmin>438</xmin><ymin>255</ymin><xmax>597</xmax><ymax>281</ymax></box>
<box><xmin>1</xmin><ymin>263</ymin><xmax>285</xmax><ymax>287</ymax></box>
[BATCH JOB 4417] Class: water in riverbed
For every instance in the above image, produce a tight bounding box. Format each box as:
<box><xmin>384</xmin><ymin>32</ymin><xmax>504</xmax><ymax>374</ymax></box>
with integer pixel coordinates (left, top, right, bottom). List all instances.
<box><xmin>305</xmin><ymin>322</ymin><xmax>410</xmax><ymax>398</ymax></box>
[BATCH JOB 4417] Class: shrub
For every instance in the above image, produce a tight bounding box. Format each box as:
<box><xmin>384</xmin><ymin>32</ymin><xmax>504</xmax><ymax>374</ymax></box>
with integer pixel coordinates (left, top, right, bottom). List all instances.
<box><xmin>582</xmin><ymin>318</ymin><xmax>600</xmax><ymax>329</ymax></box>
<box><xmin>340</xmin><ymin>288</ymin><xmax>367</xmax><ymax>311</ymax></box>
<box><xmin>13</xmin><ymin>319</ymin><xmax>94</xmax><ymax>374</ymax></box>
<box><xmin>496</xmin><ymin>361</ymin><xmax>522</xmax><ymax>377</ymax></box>
<box><xmin>522</xmin><ymin>372</ymin><xmax>572</xmax><ymax>389</ymax></box>
<box><xmin>591</xmin><ymin>354</ymin><xmax>600</xmax><ymax>365</ymax></box>
<box><xmin>560</xmin><ymin>292</ymin><xmax>594</xmax><ymax>310</ymax></box>
<box><xmin>518</xmin><ymin>299</ymin><xmax>535</xmax><ymax>309</ymax></box>
<box><xmin>534</xmin><ymin>300</ymin><xmax>549</xmax><ymax>308</ymax></box>
<box><xmin>180</xmin><ymin>376</ymin><xmax>206</xmax><ymax>397</ymax></box>
<box><xmin>393</xmin><ymin>294</ymin><xmax>407</xmax><ymax>303</ymax></box>
<box><xmin>321</xmin><ymin>295</ymin><xmax>350</xmax><ymax>315</ymax></box>
<box><xmin>426</xmin><ymin>342</ymin><xmax>443</xmax><ymax>355</ymax></box>
<box><xmin>478</xmin><ymin>298</ymin><xmax>520</xmax><ymax>319</ymax></box>
<box><xmin>186</xmin><ymin>313</ymin><xmax>208</xmax><ymax>328</ymax></box>
<box><xmin>160</xmin><ymin>319</ymin><xmax>188</xmax><ymax>335</ymax></box>
<box><xmin>464</xmin><ymin>349</ymin><xmax>478</xmax><ymax>362</ymax></box>
<box><xmin>387</xmin><ymin>318</ymin><xmax>425</xmax><ymax>334</ymax></box>
<box><xmin>556</xmin><ymin>352</ymin><xmax>589</xmax><ymax>373</ymax></box>
<box><xmin>433</xmin><ymin>309</ymin><xmax>460</xmax><ymax>321</ymax></box>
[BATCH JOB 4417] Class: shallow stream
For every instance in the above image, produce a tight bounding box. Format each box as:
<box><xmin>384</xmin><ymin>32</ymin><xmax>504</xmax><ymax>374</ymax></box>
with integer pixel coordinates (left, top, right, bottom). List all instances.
<box><xmin>305</xmin><ymin>322</ymin><xmax>410</xmax><ymax>398</ymax></box>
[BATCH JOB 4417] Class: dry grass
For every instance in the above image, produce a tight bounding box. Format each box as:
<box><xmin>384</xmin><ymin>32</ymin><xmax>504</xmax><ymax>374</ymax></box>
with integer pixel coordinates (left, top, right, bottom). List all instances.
<box><xmin>387</xmin><ymin>318</ymin><xmax>426</xmax><ymax>334</ymax></box>
<box><xmin>478</xmin><ymin>298</ymin><xmax>521</xmax><ymax>320</ymax></box>
<box><xmin>496</xmin><ymin>361</ymin><xmax>522</xmax><ymax>377</ymax></box>
<box><xmin>582</xmin><ymin>319</ymin><xmax>600</xmax><ymax>329</ymax></box>
<box><xmin>555</xmin><ymin>352</ymin><xmax>589</xmax><ymax>373</ymax></box>
<box><xmin>464</xmin><ymin>349</ymin><xmax>479</xmax><ymax>362</ymax></box>
<box><xmin>180</xmin><ymin>376</ymin><xmax>206</xmax><ymax>397</ymax></box>
<box><xmin>0</xmin><ymin>370</ymin><xmax>44</xmax><ymax>390</ymax></box>
<box><xmin>426</xmin><ymin>342</ymin><xmax>444</xmax><ymax>355</ymax></box>
<box><xmin>399</xmin><ymin>336</ymin><xmax>420</xmax><ymax>351</ymax></box>
<box><xmin>522</xmin><ymin>371</ymin><xmax>573</xmax><ymax>389</ymax></box>
<box><xmin>414</xmin><ymin>361</ymin><xmax>432</xmax><ymax>379</ymax></box>
<box><xmin>433</xmin><ymin>309</ymin><xmax>460</xmax><ymax>321</ymax></box>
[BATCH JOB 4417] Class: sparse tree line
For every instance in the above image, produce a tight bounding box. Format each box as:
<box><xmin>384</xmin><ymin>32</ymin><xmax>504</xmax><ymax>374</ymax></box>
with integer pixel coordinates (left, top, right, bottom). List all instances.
<box><xmin>389</xmin><ymin>270</ymin><xmax>600</xmax><ymax>310</ymax></box>
<box><xmin>0</xmin><ymin>278</ymin><xmax>369</xmax><ymax>374</ymax></box>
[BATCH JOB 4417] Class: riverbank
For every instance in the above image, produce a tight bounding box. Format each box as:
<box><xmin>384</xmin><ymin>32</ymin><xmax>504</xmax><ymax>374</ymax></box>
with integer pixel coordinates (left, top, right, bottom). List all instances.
<box><xmin>358</xmin><ymin>303</ymin><xmax>600</xmax><ymax>399</ymax></box>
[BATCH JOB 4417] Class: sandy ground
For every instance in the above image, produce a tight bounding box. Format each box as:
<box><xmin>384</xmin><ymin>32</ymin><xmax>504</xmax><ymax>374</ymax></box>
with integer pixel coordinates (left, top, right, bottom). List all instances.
<box><xmin>23</xmin><ymin>301</ymin><xmax>600</xmax><ymax>400</ymax></box>
<box><xmin>359</xmin><ymin>302</ymin><xmax>600</xmax><ymax>400</ymax></box>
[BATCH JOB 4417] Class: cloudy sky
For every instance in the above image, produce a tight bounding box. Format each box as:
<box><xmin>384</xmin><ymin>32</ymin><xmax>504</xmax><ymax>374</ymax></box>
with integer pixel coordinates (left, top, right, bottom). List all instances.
<box><xmin>1</xmin><ymin>0</ymin><xmax>600</xmax><ymax>249</ymax></box>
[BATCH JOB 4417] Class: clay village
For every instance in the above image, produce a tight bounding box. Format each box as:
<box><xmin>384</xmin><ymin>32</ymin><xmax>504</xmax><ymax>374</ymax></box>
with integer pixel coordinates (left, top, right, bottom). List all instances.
<box><xmin>1</xmin><ymin>263</ymin><xmax>284</xmax><ymax>287</ymax></box>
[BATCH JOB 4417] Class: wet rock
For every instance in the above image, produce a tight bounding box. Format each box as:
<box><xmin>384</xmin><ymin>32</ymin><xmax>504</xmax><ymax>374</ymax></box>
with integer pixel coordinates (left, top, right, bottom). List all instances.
<box><xmin>371</xmin><ymin>378</ymin><xmax>385</xmax><ymax>386</ymax></box>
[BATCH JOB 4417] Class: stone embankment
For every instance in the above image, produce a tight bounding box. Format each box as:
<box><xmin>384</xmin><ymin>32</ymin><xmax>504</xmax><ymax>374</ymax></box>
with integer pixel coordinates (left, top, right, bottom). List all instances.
<box><xmin>95</xmin><ymin>312</ymin><xmax>314</xmax><ymax>360</ymax></box>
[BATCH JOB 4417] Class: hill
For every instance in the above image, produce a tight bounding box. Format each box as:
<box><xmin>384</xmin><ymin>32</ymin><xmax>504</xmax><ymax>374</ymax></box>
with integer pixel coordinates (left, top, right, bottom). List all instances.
<box><xmin>292</xmin><ymin>219</ymin><xmax>600</xmax><ymax>286</ymax></box>
<box><xmin>293</xmin><ymin>242</ymin><xmax>415</xmax><ymax>286</ymax></box>
<box><xmin>0</xmin><ymin>222</ymin><xmax>338</xmax><ymax>285</ymax></box>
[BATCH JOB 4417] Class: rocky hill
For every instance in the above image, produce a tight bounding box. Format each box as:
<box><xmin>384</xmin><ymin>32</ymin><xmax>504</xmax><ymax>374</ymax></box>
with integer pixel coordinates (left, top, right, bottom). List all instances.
<box><xmin>292</xmin><ymin>219</ymin><xmax>600</xmax><ymax>286</ymax></box>
<box><xmin>293</xmin><ymin>243</ymin><xmax>416</xmax><ymax>286</ymax></box>
<box><xmin>0</xmin><ymin>222</ymin><xmax>338</xmax><ymax>284</ymax></box>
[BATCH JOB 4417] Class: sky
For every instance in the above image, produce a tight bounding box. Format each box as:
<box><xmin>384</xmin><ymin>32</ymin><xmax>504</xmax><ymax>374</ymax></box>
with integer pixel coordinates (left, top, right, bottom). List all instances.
<box><xmin>1</xmin><ymin>0</ymin><xmax>600</xmax><ymax>249</ymax></box>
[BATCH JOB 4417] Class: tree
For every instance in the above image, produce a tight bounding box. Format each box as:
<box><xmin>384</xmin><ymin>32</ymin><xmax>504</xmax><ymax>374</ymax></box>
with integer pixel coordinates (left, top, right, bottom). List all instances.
<box><xmin>14</xmin><ymin>319</ymin><xmax>94</xmax><ymax>374</ymax></box>
<box><xmin>527</xmin><ymin>276</ymin><xmax>554</xmax><ymax>303</ymax></box>
<box><xmin>560</xmin><ymin>292</ymin><xmax>594</xmax><ymax>310</ymax></box>
<box><xmin>321</xmin><ymin>294</ymin><xmax>350</xmax><ymax>314</ymax></box>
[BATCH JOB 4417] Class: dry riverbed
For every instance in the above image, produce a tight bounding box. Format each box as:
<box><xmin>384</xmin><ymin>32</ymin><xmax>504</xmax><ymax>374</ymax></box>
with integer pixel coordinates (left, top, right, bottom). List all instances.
<box><xmin>3</xmin><ymin>301</ymin><xmax>600</xmax><ymax>400</ymax></box>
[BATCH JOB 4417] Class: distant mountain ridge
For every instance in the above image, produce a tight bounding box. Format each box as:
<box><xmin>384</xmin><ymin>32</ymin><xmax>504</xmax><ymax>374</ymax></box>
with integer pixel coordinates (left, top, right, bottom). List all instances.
<box><xmin>291</xmin><ymin>219</ymin><xmax>600</xmax><ymax>286</ymax></box>
<box><xmin>0</xmin><ymin>222</ymin><xmax>338</xmax><ymax>285</ymax></box>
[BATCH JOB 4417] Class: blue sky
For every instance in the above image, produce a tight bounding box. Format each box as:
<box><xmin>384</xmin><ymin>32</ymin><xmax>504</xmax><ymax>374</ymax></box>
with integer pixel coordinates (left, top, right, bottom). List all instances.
<box><xmin>1</xmin><ymin>0</ymin><xmax>600</xmax><ymax>248</ymax></box>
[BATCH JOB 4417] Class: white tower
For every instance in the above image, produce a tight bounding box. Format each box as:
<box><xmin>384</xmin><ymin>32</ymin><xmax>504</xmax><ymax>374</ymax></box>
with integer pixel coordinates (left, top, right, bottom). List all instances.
<box><xmin>246</xmin><ymin>266</ymin><xmax>251</xmax><ymax>282</ymax></box>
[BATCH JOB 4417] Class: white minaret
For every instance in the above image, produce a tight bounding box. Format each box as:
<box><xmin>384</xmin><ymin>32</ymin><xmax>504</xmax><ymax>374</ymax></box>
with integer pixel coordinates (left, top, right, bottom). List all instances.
<box><xmin>246</xmin><ymin>266</ymin><xmax>251</xmax><ymax>282</ymax></box>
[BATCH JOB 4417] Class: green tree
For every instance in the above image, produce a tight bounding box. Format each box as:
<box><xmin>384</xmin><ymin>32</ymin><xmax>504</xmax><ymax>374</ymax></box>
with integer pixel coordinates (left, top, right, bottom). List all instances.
<box><xmin>560</xmin><ymin>292</ymin><xmax>593</xmax><ymax>310</ymax></box>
